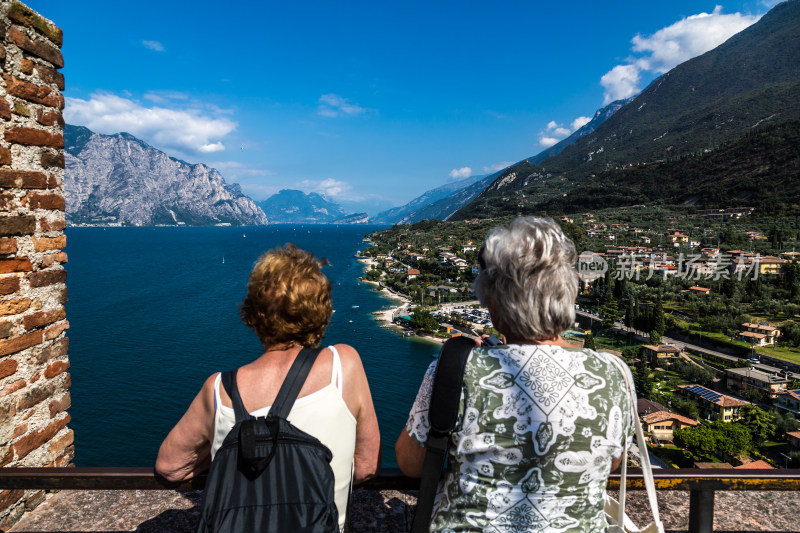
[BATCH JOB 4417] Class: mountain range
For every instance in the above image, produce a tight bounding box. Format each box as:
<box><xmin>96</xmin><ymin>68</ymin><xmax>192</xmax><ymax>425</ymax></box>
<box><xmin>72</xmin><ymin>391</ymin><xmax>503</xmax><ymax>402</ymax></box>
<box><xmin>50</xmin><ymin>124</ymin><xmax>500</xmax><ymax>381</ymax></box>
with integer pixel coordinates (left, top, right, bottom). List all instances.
<box><xmin>256</xmin><ymin>189</ymin><xmax>367</xmax><ymax>224</ymax></box>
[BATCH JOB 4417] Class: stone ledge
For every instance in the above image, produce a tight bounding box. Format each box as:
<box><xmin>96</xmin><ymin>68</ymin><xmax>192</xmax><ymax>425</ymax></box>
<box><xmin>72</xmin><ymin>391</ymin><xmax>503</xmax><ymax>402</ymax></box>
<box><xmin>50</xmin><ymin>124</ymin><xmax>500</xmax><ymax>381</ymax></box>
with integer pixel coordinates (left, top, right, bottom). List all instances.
<box><xmin>7</xmin><ymin>488</ymin><xmax>800</xmax><ymax>532</ymax></box>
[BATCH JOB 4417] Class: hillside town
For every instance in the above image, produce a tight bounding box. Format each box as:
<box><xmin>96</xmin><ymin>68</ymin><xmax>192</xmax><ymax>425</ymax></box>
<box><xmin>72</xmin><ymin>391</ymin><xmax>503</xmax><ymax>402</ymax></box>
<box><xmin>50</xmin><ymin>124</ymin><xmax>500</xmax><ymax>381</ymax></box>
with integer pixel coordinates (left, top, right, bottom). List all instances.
<box><xmin>359</xmin><ymin>208</ymin><xmax>800</xmax><ymax>470</ymax></box>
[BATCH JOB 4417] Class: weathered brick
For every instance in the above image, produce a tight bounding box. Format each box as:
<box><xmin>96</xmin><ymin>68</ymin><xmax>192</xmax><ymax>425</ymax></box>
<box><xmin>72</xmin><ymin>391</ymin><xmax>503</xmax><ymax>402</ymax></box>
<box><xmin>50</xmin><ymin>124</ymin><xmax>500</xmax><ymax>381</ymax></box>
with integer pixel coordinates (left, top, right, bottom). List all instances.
<box><xmin>0</xmin><ymin>97</ymin><xmax>10</xmax><ymax>121</ymax></box>
<box><xmin>28</xmin><ymin>269</ymin><xmax>66</xmax><ymax>288</ymax></box>
<box><xmin>54</xmin><ymin>449</ymin><xmax>72</xmax><ymax>466</ymax></box>
<box><xmin>40</xmin><ymin>251</ymin><xmax>68</xmax><ymax>266</ymax></box>
<box><xmin>0</xmin><ymin>215</ymin><xmax>35</xmax><ymax>236</ymax></box>
<box><xmin>0</xmin><ymin>330</ymin><xmax>40</xmax><ymax>356</ymax></box>
<box><xmin>0</xmin><ymin>169</ymin><xmax>49</xmax><ymax>189</ymax></box>
<box><xmin>0</xmin><ymin>379</ymin><xmax>26</xmax><ymax>398</ymax></box>
<box><xmin>15</xmin><ymin>379</ymin><xmax>56</xmax><ymax>411</ymax></box>
<box><xmin>0</xmin><ymin>194</ymin><xmax>17</xmax><ymax>211</ymax></box>
<box><xmin>4</xmin><ymin>127</ymin><xmax>64</xmax><ymax>148</ymax></box>
<box><xmin>7</xmin><ymin>27</ymin><xmax>64</xmax><ymax>68</ymax></box>
<box><xmin>54</xmin><ymin>285</ymin><xmax>67</xmax><ymax>303</ymax></box>
<box><xmin>0</xmin><ymin>298</ymin><xmax>30</xmax><ymax>316</ymax></box>
<box><xmin>48</xmin><ymin>428</ymin><xmax>72</xmax><ymax>455</ymax></box>
<box><xmin>0</xmin><ymin>258</ymin><xmax>33</xmax><ymax>273</ymax></box>
<box><xmin>13</xmin><ymin>100</ymin><xmax>31</xmax><ymax>117</ymax></box>
<box><xmin>0</xmin><ymin>238</ymin><xmax>17</xmax><ymax>254</ymax></box>
<box><xmin>43</xmin><ymin>359</ymin><xmax>69</xmax><ymax>379</ymax></box>
<box><xmin>43</xmin><ymin>320</ymin><xmax>68</xmax><ymax>340</ymax></box>
<box><xmin>23</xmin><ymin>306</ymin><xmax>65</xmax><ymax>330</ymax></box>
<box><xmin>0</xmin><ymin>358</ymin><xmax>18</xmax><ymax>379</ymax></box>
<box><xmin>39</xmin><ymin>217</ymin><xmax>66</xmax><ymax>232</ymax></box>
<box><xmin>11</xmin><ymin>423</ymin><xmax>27</xmax><ymax>439</ymax></box>
<box><xmin>33</xmin><ymin>64</ymin><xmax>65</xmax><ymax>91</ymax></box>
<box><xmin>0</xmin><ymin>42</ymin><xmax>5</xmax><ymax>62</ymax></box>
<box><xmin>10</xmin><ymin>414</ymin><xmax>69</xmax><ymax>462</ymax></box>
<box><xmin>23</xmin><ymin>490</ymin><xmax>46</xmax><ymax>511</ymax></box>
<box><xmin>39</xmin><ymin>150</ymin><xmax>64</xmax><ymax>169</ymax></box>
<box><xmin>0</xmin><ymin>320</ymin><xmax>13</xmax><ymax>339</ymax></box>
<box><xmin>0</xmin><ymin>276</ymin><xmax>20</xmax><ymax>296</ymax></box>
<box><xmin>2</xmin><ymin>74</ymin><xmax>61</xmax><ymax>108</ymax></box>
<box><xmin>0</xmin><ymin>146</ymin><xmax>11</xmax><ymax>165</ymax></box>
<box><xmin>8</xmin><ymin>2</ymin><xmax>65</xmax><ymax>47</ymax></box>
<box><xmin>48</xmin><ymin>392</ymin><xmax>70</xmax><ymax>418</ymax></box>
<box><xmin>36</xmin><ymin>109</ymin><xmax>63</xmax><ymax>127</ymax></box>
<box><xmin>20</xmin><ymin>58</ymin><xmax>34</xmax><ymax>75</ymax></box>
<box><xmin>33</xmin><ymin>234</ymin><xmax>66</xmax><ymax>251</ymax></box>
<box><xmin>27</xmin><ymin>192</ymin><xmax>65</xmax><ymax>211</ymax></box>
<box><xmin>29</xmin><ymin>369</ymin><xmax>39</xmax><ymax>383</ymax></box>
<box><xmin>29</xmin><ymin>337</ymin><xmax>67</xmax><ymax>366</ymax></box>
<box><xmin>0</xmin><ymin>489</ymin><xmax>24</xmax><ymax>511</ymax></box>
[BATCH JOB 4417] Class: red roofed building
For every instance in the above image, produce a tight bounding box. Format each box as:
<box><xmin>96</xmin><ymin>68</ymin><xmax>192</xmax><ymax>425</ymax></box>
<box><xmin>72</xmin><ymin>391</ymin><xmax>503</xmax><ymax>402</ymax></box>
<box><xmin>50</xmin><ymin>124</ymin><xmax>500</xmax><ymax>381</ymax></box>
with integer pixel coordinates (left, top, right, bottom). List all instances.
<box><xmin>641</xmin><ymin>411</ymin><xmax>699</xmax><ymax>441</ymax></box>
<box><xmin>406</xmin><ymin>268</ymin><xmax>420</xmax><ymax>280</ymax></box>
<box><xmin>734</xmin><ymin>459</ymin><xmax>775</xmax><ymax>469</ymax></box>
<box><xmin>788</xmin><ymin>430</ymin><xmax>800</xmax><ymax>450</ymax></box>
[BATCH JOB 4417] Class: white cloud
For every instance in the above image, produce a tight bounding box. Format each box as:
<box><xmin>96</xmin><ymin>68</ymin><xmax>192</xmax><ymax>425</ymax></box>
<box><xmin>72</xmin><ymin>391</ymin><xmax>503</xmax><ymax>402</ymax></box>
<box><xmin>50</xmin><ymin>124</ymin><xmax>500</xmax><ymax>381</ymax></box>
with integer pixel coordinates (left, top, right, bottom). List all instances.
<box><xmin>600</xmin><ymin>64</ymin><xmax>642</xmax><ymax>104</ymax></box>
<box><xmin>449</xmin><ymin>167</ymin><xmax>472</xmax><ymax>179</ymax></box>
<box><xmin>298</xmin><ymin>178</ymin><xmax>352</xmax><ymax>198</ymax></box>
<box><xmin>539</xmin><ymin>137</ymin><xmax>559</xmax><ymax>148</ymax></box>
<box><xmin>538</xmin><ymin>115</ymin><xmax>593</xmax><ymax>148</ymax></box>
<box><xmin>141</xmin><ymin>40</ymin><xmax>164</xmax><ymax>52</ymax></box>
<box><xmin>143</xmin><ymin>91</ymin><xmax>189</xmax><ymax>104</ymax></box>
<box><xmin>483</xmin><ymin>161</ymin><xmax>513</xmax><ymax>172</ymax></box>
<box><xmin>571</xmin><ymin>116</ymin><xmax>591</xmax><ymax>131</ymax></box>
<box><xmin>601</xmin><ymin>6</ymin><xmax>761</xmax><ymax>104</ymax></box>
<box><xmin>317</xmin><ymin>94</ymin><xmax>368</xmax><ymax>118</ymax></box>
<box><xmin>198</xmin><ymin>143</ymin><xmax>225</xmax><ymax>153</ymax></box>
<box><xmin>65</xmin><ymin>92</ymin><xmax>237</xmax><ymax>156</ymax></box>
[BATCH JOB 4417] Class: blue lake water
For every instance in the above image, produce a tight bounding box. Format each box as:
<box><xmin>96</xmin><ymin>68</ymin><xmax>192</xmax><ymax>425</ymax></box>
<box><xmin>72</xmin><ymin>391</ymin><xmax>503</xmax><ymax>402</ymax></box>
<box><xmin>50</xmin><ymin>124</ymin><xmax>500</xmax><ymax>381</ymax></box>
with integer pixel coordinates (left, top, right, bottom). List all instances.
<box><xmin>64</xmin><ymin>225</ymin><xmax>437</xmax><ymax>468</ymax></box>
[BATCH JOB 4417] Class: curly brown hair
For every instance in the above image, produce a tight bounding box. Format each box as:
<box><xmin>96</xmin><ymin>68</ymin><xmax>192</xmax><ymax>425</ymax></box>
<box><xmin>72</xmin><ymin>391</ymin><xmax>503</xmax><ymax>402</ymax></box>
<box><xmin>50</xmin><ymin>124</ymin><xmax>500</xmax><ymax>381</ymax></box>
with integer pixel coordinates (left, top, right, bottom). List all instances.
<box><xmin>240</xmin><ymin>244</ymin><xmax>332</xmax><ymax>349</ymax></box>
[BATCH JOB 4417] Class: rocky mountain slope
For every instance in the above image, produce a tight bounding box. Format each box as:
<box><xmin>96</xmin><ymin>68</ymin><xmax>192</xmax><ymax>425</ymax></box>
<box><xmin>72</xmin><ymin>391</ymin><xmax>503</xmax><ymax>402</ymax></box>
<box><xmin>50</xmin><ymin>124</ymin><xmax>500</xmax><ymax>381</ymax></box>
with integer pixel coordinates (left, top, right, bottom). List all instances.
<box><xmin>64</xmin><ymin>125</ymin><xmax>268</xmax><ymax>226</ymax></box>
<box><xmin>452</xmin><ymin>0</ymin><xmax>800</xmax><ymax>219</ymax></box>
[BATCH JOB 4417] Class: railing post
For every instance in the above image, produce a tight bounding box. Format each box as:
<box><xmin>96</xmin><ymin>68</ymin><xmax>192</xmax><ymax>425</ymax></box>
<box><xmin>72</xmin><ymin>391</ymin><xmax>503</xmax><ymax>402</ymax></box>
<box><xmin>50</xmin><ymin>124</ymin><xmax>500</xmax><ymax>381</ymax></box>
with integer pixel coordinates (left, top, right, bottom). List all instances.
<box><xmin>688</xmin><ymin>489</ymin><xmax>715</xmax><ymax>533</ymax></box>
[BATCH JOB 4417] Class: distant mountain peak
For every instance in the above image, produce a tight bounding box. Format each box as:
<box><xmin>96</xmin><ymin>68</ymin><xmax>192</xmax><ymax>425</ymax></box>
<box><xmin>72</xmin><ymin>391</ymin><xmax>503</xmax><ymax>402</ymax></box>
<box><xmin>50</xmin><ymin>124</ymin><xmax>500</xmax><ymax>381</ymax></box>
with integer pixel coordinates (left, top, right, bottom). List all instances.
<box><xmin>64</xmin><ymin>125</ymin><xmax>268</xmax><ymax>226</ymax></box>
<box><xmin>257</xmin><ymin>189</ymin><xmax>367</xmax><ymax>224</ymax></box>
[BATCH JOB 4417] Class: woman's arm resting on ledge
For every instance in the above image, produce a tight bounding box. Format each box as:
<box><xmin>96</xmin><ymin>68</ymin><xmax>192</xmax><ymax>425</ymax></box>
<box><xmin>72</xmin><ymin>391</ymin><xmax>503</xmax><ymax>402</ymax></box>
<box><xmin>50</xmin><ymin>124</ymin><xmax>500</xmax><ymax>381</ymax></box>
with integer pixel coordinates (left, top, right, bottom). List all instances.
<box><xmin>155</xmin><ymin>373</ymin><xmax>216</xmax><ymax>482</ymax></box>
<box><xmin>395</xmin><ymin>430</ymin><xmax>426</xmax><ymax>478</ymax></box>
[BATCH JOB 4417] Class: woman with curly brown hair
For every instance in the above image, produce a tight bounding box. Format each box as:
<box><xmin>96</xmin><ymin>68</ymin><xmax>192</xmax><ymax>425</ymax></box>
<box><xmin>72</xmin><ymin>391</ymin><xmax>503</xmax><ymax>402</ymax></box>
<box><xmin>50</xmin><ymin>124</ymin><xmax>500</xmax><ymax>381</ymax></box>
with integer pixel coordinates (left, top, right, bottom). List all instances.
<box><xmin>156</xmin><ymin>244</ymin><xmax>381</xmax><ymax>531</ymax></box>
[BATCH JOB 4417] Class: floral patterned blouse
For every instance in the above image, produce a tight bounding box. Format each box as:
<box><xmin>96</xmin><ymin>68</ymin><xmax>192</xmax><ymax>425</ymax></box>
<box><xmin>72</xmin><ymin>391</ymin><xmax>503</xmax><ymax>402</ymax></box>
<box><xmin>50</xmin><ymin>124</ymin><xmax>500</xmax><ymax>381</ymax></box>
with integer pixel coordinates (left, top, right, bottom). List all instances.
<box><xmin>405</xmin><ymin>344</ymin><xmax>634</xmax><ymax>532</ymax></box>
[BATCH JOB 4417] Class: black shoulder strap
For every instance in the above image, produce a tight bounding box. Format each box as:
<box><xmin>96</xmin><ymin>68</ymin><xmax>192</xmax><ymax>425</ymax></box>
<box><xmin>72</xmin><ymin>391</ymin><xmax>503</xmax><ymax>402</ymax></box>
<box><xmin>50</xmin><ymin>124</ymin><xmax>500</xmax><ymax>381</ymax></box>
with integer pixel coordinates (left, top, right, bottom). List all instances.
<box><xmin>411</xmin><ymin>336</ymin><xmax>474</xmax><ymax>533</ymax></box>
<box><xmin>269</xmin><ymin>347</ymin><xmax>324</xmax><ymax>419</ymax></box>
<box><xmin>220</xmin><ymin>370</ymin><xmax>249</xmax><ymax>423</ymax></box>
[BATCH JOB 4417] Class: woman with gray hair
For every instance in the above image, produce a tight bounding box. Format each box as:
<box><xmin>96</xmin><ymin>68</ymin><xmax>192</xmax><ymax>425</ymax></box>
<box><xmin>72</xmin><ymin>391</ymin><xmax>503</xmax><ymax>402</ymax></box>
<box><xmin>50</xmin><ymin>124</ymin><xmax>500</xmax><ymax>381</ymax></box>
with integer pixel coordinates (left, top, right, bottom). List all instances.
<box><xmin>396</xmin><ymin>217</ymin><xmax>634</xmax><ymax>532</ymax></box>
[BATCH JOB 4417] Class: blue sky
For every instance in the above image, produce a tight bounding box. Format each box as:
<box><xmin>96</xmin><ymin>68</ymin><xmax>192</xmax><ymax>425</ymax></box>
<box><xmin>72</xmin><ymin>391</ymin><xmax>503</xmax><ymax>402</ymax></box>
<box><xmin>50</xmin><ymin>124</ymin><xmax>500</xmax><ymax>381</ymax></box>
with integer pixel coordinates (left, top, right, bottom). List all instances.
<box><xmin>27</xmin><ymin>0</ymin><xmax>781</xmax><ymax>215</ymax></box>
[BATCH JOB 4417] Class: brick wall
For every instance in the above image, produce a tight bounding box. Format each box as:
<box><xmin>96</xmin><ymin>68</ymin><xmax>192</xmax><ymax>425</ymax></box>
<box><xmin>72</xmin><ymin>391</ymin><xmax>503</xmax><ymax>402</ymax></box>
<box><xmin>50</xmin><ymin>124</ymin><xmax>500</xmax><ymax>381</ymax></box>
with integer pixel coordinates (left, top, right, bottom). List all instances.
<box><xmin>0</xmin><ymin>1</ymin><xmax>69</xmax><ymax>530</ymax></box>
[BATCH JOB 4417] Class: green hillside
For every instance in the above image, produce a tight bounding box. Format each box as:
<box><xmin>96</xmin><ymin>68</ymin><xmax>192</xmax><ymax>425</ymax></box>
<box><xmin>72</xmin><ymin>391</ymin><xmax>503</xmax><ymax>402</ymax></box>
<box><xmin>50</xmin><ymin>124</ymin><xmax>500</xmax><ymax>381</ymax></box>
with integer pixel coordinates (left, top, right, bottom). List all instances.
<box><xmin>538</xmin><ymin>120</ymin><xmax>800</xmax><ymax>214</ymax></box>
<box><xmin>452</xmin><ymin>0</ymin><xmax>800</xmax><ymax>220</ymax></box>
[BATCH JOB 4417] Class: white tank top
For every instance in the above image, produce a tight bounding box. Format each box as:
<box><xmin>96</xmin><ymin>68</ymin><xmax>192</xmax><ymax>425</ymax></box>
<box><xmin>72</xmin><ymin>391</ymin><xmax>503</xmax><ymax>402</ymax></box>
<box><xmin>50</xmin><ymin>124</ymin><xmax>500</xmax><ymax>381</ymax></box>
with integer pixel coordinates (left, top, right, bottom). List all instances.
<box><xmin>211</xmin><ymin>346</ymin><xmax>357</xmax><ymax>530</ymax></box>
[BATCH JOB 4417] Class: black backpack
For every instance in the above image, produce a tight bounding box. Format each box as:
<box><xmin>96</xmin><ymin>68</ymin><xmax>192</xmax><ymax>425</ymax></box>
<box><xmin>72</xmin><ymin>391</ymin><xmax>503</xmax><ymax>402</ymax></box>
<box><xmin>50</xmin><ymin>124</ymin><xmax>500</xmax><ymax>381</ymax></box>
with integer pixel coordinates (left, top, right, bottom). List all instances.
<box><xmin>410</xmin><ymin>336</ymin><xmax>474</xmax><ymax>533</ymax></box>
<box><xmin>198</xmin><ymin>347</ymin><xmax>340</xmax><ymax>533</ymax></box>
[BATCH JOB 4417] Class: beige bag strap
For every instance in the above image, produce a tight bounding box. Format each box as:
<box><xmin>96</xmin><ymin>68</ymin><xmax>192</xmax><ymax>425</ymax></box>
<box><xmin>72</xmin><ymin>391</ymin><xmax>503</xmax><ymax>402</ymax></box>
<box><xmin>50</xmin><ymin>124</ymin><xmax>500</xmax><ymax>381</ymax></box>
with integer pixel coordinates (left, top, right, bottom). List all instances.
<box><xmin>608</xmin><ymin>354</ymin><xmax>664</xmax><ymax>532</ymax></box>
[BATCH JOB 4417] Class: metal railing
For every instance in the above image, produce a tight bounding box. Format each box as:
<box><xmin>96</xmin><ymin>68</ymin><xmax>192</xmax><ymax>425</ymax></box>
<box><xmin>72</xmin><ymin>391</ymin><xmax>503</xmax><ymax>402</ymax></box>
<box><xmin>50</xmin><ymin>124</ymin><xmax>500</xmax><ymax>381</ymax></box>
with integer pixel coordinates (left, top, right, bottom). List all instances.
<box><xmin>2</xmin><ymin>467</ymin><xmax>800</xmax><ymax>533</ymax></box>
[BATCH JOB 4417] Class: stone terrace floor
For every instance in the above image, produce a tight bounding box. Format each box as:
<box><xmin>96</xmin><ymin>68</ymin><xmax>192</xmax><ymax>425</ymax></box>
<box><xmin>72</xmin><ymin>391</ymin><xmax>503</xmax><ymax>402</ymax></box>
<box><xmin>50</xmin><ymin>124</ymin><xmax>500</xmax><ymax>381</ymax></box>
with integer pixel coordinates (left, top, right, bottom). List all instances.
<box><xmin>8</xmin><ymin>489</ymin><xmax>800</xmax><ymax>532</ymax></box>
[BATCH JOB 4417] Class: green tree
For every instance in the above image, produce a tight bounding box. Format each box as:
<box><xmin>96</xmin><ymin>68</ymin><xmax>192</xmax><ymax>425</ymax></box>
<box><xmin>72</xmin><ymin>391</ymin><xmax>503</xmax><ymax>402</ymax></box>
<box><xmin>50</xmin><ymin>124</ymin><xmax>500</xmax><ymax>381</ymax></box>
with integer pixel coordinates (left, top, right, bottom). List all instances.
<box><xmin>769</xmin><ymin>408</ymin><xmax>799</xmax><ymax>437</ymax></box>
<box><xmin>673</xmin><ymin>399</ymin><xmax>700</xmax><ymax>421</ymax></box>
<box><xmin>584</xmin><ymin>333</ymin><xmax>596</xmax><ymax>351</ymax></box>
<box><xmin>649</xmin><ymin>330</ymin><xmax>662</xmax><ymax>345</ymax></box>
<box><xmin>737</xmin><ymin>405</ymin><xmax>775</xmax><ymax>447</ymax></box>
<box><xmin>633</xmin><ymin>360</ymin><xmax>654</xmax><ymax>400</ymax></box>
<box><xmin>601</xmin><ymin>298</ymin><xmax>622</xmax><ymax>329</ymax></box>
<box><xmin>675</xmin><ymin>425</ymin><xmax>717</xmax><ymax>457</ymax></box>
<box><xmin>364</xmin><ymin>269</ymin><xmax>382</xmax><ymax>281</ymax></box>
<box><xmin>653</xmin><ymin>294</ymin><xmax>666</xmax><ymax>335</ymax></box>
<box><xmin>409</xmin><ymin>308</ymin><xmax>439</xmax><ymax>333</ymax></box>
<box><xmin>713</xmin><ymin>421</ymin><xmax>752</xmax><ymax>457</ymax></box>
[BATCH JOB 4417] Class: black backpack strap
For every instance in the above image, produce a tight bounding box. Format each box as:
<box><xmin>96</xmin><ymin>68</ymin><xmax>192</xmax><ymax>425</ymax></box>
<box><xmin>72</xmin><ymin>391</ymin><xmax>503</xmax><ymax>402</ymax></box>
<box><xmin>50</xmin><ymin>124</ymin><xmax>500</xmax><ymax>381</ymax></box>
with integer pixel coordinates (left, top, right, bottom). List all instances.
<box><xmin>411</xmin><ymin>336</ymin><xmax>474</xmax><ymax>533</ymax></box>
<box><xmin>220</xmin><ymin>370</ymin><xmax>249</xmax><ymax>423</ymax></box>
<box><xmin>269</xmin><ymin>347</ymin><xmax>324</xmax><ymax>419</ymax></box>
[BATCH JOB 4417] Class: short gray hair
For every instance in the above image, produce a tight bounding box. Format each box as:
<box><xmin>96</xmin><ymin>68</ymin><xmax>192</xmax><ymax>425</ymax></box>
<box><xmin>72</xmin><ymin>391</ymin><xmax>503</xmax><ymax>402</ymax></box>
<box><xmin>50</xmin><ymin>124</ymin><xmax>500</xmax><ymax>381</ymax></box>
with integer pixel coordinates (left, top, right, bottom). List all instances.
<box><xmin>474</xmin><ymin>217</ymin><xmax>578</xmax><ymax>341</ymax></box>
